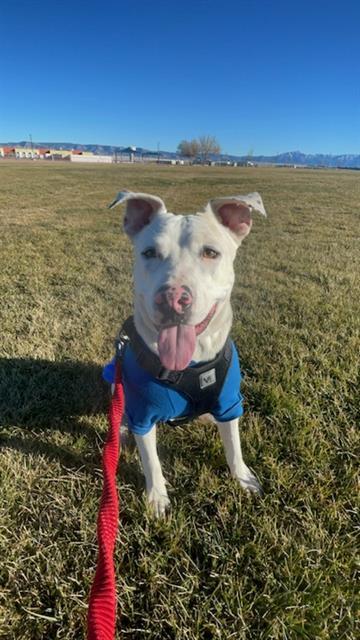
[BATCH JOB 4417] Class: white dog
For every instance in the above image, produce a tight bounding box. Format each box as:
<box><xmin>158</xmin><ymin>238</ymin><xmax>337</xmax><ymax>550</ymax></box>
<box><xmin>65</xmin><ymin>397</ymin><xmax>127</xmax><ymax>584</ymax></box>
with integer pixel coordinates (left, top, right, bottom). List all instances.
<box><xmin>106</xmin><ymin>190</ymin><xmax>266</xmax><ymax>515</ymax></box>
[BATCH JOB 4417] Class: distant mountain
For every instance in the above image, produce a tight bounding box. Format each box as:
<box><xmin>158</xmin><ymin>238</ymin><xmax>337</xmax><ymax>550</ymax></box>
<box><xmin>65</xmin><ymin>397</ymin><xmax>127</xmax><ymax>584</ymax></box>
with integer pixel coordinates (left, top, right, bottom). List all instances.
<box><xmin>246</xmin><ymin>151</ymin><xmax>360</xmax><ymax>169</ymax></box>
<box><xmin>216</xmin><ymin>150</ymin><xmax>360</xmax><ymax>168</ymax></box>
<box><xmin>2</xmin><ymin>141</ymin><xmax>360</xmax><ymax>168</ymax></box>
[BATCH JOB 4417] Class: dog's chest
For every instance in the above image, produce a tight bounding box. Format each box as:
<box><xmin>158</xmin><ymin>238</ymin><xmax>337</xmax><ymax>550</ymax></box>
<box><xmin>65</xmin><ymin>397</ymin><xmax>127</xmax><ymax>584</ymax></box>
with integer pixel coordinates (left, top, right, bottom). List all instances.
<box><xmin>117</xmin><ymin>340</ymin><xmax>244</xmax><ymax>436</ymax></box>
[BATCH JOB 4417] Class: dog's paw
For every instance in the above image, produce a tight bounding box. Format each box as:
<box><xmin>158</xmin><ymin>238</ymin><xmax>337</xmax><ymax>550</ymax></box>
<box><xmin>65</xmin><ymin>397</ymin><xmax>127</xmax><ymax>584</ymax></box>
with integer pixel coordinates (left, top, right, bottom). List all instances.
<box><xmin>147</xmin><ymin>487</ymin><xmax>171</xmax><ymax>517</ymax></box>
<box><xmin>235</xmin><ymin>466</ymin><xmax>263</xmax><ymax>496</ymax></box>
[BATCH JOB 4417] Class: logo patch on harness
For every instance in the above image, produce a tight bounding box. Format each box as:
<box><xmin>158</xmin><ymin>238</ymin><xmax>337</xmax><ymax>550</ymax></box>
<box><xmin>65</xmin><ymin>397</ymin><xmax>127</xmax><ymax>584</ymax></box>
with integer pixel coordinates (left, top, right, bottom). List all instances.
<box><xmin>199</xmin><ymin>368</ymin><xmax>216</xmax><ymax>389</ymax></box>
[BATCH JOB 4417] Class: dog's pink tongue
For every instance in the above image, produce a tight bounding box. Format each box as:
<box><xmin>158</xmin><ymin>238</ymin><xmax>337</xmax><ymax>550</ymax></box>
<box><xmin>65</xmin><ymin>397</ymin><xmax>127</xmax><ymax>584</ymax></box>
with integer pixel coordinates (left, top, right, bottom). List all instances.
<box><xmin>158</xmin><ymin>324</ymin><xmax>196</xmax><ymax>371</ymax></box>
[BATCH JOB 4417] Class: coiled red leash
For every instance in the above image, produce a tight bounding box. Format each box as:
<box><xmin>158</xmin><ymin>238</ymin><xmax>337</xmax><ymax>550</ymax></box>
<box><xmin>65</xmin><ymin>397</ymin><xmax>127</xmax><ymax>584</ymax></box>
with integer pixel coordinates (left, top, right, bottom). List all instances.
<box><xmin>87</xmin><ymin>358</ymin><xmax>124</xmax><ymax>639</ymax></box>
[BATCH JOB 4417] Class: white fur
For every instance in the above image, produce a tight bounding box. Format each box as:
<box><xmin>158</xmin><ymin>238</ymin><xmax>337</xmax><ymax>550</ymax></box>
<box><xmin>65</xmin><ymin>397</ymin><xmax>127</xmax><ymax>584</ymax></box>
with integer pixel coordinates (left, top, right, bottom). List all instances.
<box><xmin>109</xmin><ymin>190</ymin><xmax>266</xmax><ymax>514</ymax></box>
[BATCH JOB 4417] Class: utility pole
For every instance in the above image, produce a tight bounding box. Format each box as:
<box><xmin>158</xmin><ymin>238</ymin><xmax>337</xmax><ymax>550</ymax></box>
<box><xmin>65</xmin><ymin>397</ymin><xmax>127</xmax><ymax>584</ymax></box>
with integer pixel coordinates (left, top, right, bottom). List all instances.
<box><xmin>29</xmin><ymin>133</ymin><xmax>34</xmax><ymax>158</ymax></box>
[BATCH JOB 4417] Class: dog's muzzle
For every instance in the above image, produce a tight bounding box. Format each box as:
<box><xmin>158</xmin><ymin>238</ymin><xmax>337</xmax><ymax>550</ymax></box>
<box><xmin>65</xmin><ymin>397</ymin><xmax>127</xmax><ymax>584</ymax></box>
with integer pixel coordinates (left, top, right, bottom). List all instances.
<box><xmin>154</xmin><ymin>284</ymin><xmax>193</xmax><ymax>325</ymax></box>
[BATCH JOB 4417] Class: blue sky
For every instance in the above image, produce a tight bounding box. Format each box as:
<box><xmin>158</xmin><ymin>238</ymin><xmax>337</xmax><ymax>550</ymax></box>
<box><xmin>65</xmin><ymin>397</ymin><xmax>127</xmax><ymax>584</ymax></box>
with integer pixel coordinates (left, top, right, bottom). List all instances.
<box><xmin>1</xmin><ymin>0</ymin><xmax>359</xmax><ymax>155</ymax></box>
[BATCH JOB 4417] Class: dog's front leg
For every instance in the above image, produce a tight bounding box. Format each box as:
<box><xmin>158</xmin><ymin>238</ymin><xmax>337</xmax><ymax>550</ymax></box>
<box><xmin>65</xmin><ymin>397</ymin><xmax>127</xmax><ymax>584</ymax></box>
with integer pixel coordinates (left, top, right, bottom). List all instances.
<box><xmin>216</xmin><ymin>419</ymin><xmax>262</xmax><ymax>494</ymax></box>
<box><xmin>134</xmin><ymin>426</ymin><xmax>170</xmax><ymax>516</ymax></box>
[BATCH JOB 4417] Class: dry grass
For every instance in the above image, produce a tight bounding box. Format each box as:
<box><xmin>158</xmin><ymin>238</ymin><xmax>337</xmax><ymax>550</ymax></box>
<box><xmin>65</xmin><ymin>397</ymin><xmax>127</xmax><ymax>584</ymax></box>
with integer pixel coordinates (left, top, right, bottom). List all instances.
<box><xmin>0</xmin><ymin>161</ymin><xmax>359</xmax><ymax>639</ymax></box>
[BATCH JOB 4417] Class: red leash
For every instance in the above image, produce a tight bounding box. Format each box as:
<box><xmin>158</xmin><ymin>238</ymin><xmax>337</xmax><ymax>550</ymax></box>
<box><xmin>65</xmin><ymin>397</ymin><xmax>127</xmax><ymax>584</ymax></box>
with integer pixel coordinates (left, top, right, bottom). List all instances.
<box><xmin>87</xmin><ymin>359</ymin><xmax>124</xmax><ymax>639</ymax></box>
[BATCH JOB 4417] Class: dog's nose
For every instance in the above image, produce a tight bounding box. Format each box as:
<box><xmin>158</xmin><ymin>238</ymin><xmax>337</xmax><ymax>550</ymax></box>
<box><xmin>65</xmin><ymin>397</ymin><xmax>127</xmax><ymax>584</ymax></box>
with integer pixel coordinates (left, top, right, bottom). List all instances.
<box><xmin>155</xmin><ymin>285</ymin><xmax>193</xmax><ymax>316</ymax></box>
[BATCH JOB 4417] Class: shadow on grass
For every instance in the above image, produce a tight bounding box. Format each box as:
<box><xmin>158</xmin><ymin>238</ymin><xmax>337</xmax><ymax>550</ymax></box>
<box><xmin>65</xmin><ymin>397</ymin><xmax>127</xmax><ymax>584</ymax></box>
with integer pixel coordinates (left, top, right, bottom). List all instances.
<box><xmin>0</xmin><ymin>357</ymin><xmax>111</xmax><ymax>472</ymax></box>
<box><xmin>0</xmin><ymin>357</ymin><xmax>219</xmax><ymax>487</ymax></box>
<box><xmin>0</xmin><ymin>357</ymin><xmax>108</xmax><ymax>428</ymax></box>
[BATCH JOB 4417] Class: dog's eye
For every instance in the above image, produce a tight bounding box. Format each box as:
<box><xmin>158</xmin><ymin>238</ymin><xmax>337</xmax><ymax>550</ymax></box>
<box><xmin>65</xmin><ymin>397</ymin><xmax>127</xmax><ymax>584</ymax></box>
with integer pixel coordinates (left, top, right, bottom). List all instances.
<box><xmin>141</xmin><ymin>247</ymin><xmax>157</xmax><ymax>259</ymax></box>
<box><xmin>202</xmin><ymin>246</ymin><xmax>220</xmax><ymax>260</ymax></box>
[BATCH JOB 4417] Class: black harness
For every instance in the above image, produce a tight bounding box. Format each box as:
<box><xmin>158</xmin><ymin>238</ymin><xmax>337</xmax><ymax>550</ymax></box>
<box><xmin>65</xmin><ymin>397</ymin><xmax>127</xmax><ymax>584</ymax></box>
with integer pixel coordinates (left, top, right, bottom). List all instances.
<box><xmin>117</xmin><ymin>316</ymin><xmax>233</xmax><ymax>426</ymax></box>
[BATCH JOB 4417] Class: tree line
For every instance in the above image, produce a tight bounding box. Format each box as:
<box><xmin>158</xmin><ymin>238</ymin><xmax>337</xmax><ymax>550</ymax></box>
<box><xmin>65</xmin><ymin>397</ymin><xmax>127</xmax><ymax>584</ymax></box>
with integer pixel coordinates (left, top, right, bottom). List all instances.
<box><xmin>177</xmin><ymin>135</ymin><xmax>221</xmax><ymax>163</ymax></box>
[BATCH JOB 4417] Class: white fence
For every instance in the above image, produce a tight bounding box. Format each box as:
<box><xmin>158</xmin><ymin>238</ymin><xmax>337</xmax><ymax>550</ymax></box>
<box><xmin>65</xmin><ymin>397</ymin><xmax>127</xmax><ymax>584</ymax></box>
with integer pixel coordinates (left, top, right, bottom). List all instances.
<box><xmin>70</xmin><ymin>155</ymin><xmax>113</xmax><ymax>163</ymax></box>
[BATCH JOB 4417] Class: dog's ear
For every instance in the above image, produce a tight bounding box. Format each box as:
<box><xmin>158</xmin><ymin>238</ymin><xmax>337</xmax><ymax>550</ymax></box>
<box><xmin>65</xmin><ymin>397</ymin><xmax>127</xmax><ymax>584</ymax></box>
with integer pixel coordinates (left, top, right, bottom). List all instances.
<box><xmin>207</xmin><ymin>192</ymin><xmax>266</xmax><ymax>243</ymax></box>
<box><xmin>108</xmin><ymin>190</ymin><xmax>167</xmax><ymax>236</ymax></box>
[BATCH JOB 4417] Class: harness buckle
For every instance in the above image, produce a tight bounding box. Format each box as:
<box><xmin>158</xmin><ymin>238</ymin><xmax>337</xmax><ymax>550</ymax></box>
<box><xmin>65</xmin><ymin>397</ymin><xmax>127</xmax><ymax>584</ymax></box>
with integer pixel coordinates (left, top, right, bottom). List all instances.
<box><xmin>114</xmin><ymin>333</ymin><xmax>130</xmax><ymax>361</ymax></box>
<box><xmin>158</xmin><ymin>368</ymin><xmax>183</xmax><ymax>384</ymax></box>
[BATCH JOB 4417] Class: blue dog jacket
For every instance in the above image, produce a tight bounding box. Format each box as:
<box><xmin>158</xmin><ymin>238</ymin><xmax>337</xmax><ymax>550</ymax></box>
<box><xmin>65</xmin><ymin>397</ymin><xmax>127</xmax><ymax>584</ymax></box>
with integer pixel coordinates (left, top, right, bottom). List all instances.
<box><xmin>103</xmin><ymin>341</ymin><xmax>243</xmax><ymax>436</ymax></box>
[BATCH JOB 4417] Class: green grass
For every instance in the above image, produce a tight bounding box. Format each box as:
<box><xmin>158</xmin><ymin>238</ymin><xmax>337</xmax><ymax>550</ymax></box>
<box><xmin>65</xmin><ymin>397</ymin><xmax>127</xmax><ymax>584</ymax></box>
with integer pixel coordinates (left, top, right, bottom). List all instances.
<box><xmin>0</xmin><ymin>161</ymin><xmax>359</xmax><ymax>639</ymax></box>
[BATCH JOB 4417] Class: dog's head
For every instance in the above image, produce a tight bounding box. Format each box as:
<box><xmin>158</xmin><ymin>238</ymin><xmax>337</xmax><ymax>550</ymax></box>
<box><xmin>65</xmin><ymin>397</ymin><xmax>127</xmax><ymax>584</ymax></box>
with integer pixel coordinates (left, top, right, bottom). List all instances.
<box><xmin>109</xmin><ymin>190</ymin><xmax>266</xmax><ymax>370</ymax></box>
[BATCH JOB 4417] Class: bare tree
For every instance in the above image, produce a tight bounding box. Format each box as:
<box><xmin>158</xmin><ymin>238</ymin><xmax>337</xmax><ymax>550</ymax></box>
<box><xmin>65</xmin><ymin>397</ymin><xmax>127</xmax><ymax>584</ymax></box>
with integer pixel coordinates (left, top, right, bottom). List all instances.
<box><xmin>198</xmin><ymin>135</ymin><xmax>221</xmax><ymax>164</ymax></box>
<box><xmin>177</xmin><ymin>139</ymin><xmax>200</xmax><ymax>161</ymax></box>
<box><xmin>177</xmin><ymin>135</ymin><xmax>221</xmax><ymax>164</ymax></box>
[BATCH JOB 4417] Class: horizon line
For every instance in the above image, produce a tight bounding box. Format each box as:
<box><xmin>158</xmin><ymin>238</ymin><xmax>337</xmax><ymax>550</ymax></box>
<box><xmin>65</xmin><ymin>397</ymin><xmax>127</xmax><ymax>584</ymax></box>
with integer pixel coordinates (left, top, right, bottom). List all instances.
<box><xmin>0</xmin><ymin>140</ymin><xmax>359</xmax><ymax>158</ymax></box>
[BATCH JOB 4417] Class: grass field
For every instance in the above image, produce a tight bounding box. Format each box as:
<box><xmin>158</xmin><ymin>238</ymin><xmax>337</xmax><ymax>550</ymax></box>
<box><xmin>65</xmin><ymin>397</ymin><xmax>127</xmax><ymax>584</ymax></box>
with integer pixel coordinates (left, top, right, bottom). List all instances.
<box><xmin>0</xmin><ymin>161</ymin><xmax>359</xmax><ymax>640</ymax></box>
